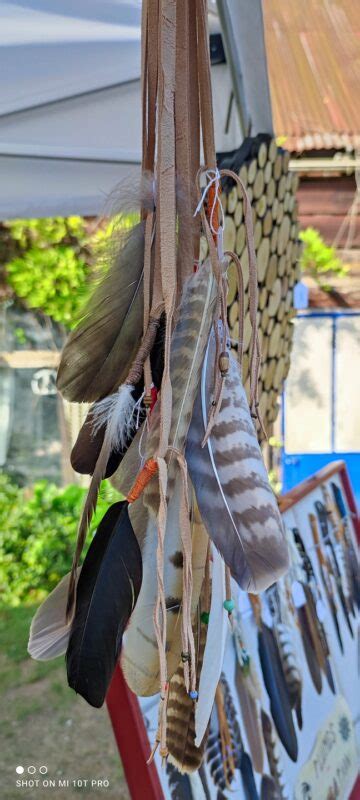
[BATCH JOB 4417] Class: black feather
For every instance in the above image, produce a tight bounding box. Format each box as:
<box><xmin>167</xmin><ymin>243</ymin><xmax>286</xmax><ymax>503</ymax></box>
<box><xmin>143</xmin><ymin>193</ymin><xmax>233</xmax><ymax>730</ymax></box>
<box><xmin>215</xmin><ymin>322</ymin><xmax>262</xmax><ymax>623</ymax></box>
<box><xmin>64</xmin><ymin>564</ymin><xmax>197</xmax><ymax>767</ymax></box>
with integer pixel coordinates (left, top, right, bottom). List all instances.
<box><xmin>166</xmin><ymin>762</ymin><xmax>194</xmax><ymax>800</ymax></box>
<box><xmin>66</xmin><ymin>501</ymin><xmax>142</xmax><ymax>707</ymax></box>
<box><xmin>258</xmin><ymin>625</ymin><xmax>298</xmax><ymax>763</ymax></box>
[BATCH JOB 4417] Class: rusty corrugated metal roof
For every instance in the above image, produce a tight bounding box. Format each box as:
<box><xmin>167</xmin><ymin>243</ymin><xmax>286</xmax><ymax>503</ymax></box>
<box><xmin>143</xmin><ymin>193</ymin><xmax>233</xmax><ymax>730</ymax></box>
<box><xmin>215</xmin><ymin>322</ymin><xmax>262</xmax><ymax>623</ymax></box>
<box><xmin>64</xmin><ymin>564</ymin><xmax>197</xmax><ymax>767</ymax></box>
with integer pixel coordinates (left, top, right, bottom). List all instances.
<box><xmin>263</xmin><ymin>0</ymin><xmax>360</xmax><ymax>152</ymax></box>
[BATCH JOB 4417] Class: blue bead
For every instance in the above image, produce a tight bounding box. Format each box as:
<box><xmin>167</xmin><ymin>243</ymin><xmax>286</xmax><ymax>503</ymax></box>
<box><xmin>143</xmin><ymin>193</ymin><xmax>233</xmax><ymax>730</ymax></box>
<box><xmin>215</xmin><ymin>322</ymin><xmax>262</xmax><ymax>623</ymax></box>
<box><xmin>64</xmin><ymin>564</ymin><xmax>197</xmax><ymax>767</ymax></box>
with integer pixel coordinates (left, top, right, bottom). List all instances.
<box><xmin>189</xmin><ymin>690</ymin><xmax>198</xmax><ymax>700</ymax></box>
<box><xmin>223</xmin><ymin>599</ymin><xmax>235</xmax><ymax>613</ymax></box>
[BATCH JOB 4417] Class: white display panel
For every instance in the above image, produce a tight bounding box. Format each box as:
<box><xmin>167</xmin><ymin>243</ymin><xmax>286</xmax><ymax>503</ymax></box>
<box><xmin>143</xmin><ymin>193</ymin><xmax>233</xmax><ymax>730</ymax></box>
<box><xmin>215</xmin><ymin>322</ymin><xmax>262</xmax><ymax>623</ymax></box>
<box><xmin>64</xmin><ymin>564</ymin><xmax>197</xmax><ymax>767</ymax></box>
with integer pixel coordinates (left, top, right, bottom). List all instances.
<box><xmin>140</xmin><ymin>465</ymin><xmax>359</xmax><ymax>800</ymax></box>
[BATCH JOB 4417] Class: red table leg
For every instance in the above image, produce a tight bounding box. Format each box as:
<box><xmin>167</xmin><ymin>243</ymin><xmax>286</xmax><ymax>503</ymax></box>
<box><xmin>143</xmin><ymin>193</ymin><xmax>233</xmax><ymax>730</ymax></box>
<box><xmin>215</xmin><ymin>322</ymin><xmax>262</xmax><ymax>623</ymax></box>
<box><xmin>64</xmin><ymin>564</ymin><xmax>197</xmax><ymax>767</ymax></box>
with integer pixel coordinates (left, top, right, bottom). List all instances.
<box><xmin>106</xmin><ymin>665</ymin><xmax>164</xmax><ymax>800</ymax></box>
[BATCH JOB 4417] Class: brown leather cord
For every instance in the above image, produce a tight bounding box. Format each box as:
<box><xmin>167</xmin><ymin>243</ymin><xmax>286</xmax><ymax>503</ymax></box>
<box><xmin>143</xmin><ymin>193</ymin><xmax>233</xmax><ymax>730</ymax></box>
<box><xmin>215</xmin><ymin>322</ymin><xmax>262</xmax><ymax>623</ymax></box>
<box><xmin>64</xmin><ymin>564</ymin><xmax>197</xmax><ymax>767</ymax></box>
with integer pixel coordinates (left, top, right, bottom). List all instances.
<box><xmin>225</xmin><ymin>250</ymin><xmax>245</xmax><ymax>367</ymax></box>
<box><xmin>175</xmin><ymin>0</ymin><xmax>194</xmax><ymax>287</ymax></box>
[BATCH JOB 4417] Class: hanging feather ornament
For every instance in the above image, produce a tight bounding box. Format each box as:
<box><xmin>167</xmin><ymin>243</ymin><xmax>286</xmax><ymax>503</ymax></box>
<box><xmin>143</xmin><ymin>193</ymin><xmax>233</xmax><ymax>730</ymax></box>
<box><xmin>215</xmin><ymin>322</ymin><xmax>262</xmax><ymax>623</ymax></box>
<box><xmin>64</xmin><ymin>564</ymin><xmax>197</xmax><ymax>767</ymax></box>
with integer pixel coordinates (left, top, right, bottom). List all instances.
<box><xmin>251</xmin><ymin>592</ymin><xmax>298</xmax><ymax>763</ymax></box>
<box><xmin>195</xmin><ymin>547</ymin><xmax>228</xmax><ymax>747</ymax></box>
<box><xmin>28</xmin><ymin>569</ymin><xmax>80</xmax><ymax>661</ymax></box>
<box><xmin>122</xmin><ymin>490</ymin><xmax>208</xmax><ymax>697</ymax></box>
<box><xmin>275</xmin><ymin>622</ymin><xmax>303</xmax><ymax>729</ymax></box>
<box><xmin>57</xmin><ymin>218</ymin><xmax>146</xmax><ymax>403</ymax></box>
<box><xmin>261</xmin><ymin>710</ymin><xmax>290</xmax><ymax>800</ymax></box>
<box><xmin>186</xmin><ymin>330</ymin><xmax>289</xmax><ymax>593</ymax></box>
<box><xmin>66</xmin><ymin>501</ymin><xmax>142</xmax><ymax>707</ymax></box>
<box><xmin>166</xmin><ymin>589</ymin><xmax>209</xmax><ymax>773</ymax></box>
<box><xmin>233</xmin><ymin>615</ymin><xmax>265</xmax><ymax>773</ymax></box>
<box><xmin>206</xmin><ymin>674</ymin><xmax>259</xmax><ymax>800</ymax></box>
<box><xmin>267</xmin><ymin>585</ymin><xmax>303</xmax><ymax>729</ymax></box>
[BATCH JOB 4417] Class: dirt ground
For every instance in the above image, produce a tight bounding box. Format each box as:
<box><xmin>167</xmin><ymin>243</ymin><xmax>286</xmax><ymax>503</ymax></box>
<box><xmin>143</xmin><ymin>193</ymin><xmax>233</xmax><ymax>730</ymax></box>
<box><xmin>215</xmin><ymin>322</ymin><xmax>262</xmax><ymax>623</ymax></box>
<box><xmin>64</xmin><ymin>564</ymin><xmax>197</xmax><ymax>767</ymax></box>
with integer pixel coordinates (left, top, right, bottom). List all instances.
<box><xmin>0</xmin><ymin>606</ymin><xmax>130</xmax><ymax>800</ymax></box>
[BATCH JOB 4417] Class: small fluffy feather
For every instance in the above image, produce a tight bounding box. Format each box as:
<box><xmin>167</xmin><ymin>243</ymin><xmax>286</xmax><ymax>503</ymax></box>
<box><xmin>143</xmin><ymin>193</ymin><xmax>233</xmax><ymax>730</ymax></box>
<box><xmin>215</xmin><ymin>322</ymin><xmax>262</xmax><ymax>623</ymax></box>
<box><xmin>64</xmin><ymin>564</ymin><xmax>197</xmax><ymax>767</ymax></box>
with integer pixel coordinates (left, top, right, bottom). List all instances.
<box><xmin>90</xmin><ymin>384</ymin><xmax>137</xmax><ymax>453</ymax></box>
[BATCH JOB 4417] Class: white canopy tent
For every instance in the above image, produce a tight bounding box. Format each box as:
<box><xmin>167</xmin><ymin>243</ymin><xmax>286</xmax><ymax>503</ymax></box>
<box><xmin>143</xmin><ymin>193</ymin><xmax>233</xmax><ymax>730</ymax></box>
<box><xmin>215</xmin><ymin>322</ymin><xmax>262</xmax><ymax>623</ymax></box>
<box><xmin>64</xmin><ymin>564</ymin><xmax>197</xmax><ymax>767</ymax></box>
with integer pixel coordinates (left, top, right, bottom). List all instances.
<box><xmin>0</xmin><ymin>0</ymin><xmax>272</xmax><ymax>219</ymax></box>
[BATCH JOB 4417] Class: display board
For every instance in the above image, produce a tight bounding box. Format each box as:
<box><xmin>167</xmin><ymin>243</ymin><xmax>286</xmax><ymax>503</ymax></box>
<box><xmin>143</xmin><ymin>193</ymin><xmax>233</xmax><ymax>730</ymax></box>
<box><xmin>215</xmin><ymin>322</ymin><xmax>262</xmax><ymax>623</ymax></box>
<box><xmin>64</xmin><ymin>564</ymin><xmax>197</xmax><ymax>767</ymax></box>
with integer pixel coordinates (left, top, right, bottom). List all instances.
<box><xmin>107</xmin><ymin>461</ymin><xmax>360</xmax><ymax>800</ymax></box>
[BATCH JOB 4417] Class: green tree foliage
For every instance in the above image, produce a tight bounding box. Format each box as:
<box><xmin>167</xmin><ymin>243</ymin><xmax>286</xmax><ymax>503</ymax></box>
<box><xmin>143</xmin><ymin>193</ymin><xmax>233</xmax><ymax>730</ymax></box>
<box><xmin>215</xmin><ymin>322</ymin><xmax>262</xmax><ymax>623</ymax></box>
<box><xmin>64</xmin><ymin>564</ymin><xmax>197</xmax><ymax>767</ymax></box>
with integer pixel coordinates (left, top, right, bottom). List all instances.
<box><xmin>4</xmin><ymin>217</ymin><xmax>92</xmax><ymax>327</ymax></box>
<box><xmin>0</xmin><ymin>473</ymin><xmax>119</xmax><ymax>606</ymax></box>
<box><xmin>299</xmin><ymin>227</ymin><xmax>348</xmax><ymax>291</ymax></box>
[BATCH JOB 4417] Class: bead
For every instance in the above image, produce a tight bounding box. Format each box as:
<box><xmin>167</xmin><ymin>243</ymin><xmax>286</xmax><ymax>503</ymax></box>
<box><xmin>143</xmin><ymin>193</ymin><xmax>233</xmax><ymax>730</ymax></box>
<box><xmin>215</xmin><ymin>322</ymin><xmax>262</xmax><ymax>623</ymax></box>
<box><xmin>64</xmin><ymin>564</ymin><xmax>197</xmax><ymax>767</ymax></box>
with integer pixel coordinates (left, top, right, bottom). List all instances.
<box><xmin>181</xmin><ymin>651</ymin><xmax>190</xmax><ymax>663</ymax></box>
<box><xmin>223</xmin><ymin>599</ymin><xmax>235</xmax><ymax>613</ymax></box>
<box><xmin>189</xmin><ymin>690</ymin><xmax>198</xmax><ymax>700</ymax></box>
<box><xmin>201</xmin><ymin>611</ymin><xmax>210</xmax><ymax>625</ymax></box>
<box><xmin>219</xmin><ymin>351</ymin><xmax>230</xmax><ymax>377</ymax></box>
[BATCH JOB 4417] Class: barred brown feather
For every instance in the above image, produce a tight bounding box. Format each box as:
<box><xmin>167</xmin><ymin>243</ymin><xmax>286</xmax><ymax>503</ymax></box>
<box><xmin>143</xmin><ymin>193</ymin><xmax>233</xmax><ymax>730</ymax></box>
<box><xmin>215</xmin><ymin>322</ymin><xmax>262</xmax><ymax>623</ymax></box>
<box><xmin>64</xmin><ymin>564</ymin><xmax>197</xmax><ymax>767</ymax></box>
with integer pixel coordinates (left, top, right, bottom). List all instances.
<box><xmin>187</xmin><ymin>337</ymin><xmax>289</xmax><ymax>593</ymax></box>
<box><xmin>167</xmin><ymin>602</ymin><xmax>208</xmax><ymax>773</ymax></box>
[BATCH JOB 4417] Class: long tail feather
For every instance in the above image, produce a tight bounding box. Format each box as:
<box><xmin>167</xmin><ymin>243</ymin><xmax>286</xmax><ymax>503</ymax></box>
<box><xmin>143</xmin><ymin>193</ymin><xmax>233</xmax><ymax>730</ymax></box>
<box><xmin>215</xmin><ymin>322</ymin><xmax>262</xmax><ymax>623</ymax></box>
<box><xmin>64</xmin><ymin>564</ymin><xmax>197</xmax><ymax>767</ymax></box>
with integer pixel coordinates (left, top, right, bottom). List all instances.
<box><xmin>235</xmin><ymin>659</ymin><xmax>264</xmax><ymax>773</ymax></box>
<box><xmin>57</xmin><ymin>219</ymin><xmax>146</xmax><ymax>403</ymax></box>
<box><xmin>66</xmin><ymin>502</ymin><xmax>142</xmax><ymax>707</ymax></box>
<box><xmin>186</xmin><ymin>334</ymin><xmax>289</xmax><ymax>593</ymax></box>
<box><xmin>258</xmin><ymin>624</ymin><xmax>298</xmax><ymax>762</ymax></box>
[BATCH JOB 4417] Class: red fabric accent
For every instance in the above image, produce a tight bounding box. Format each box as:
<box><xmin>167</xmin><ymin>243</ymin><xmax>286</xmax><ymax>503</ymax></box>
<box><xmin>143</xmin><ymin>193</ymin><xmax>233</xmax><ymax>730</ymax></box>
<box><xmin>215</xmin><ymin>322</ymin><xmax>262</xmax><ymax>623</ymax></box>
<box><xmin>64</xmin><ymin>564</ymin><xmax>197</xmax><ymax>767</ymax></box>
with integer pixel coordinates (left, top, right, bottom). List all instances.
<box><xmin>349</xmin><ymin>775</ymin><xmax>360</xmax><ymax>800</ymax></box>
<box><xmin>150</xmin><ymin>385</ymin><xmax>158</xmax><ymax>412</ymax></box>
<box><xmin>339</xmin><ymin>463</ymin><xmax>360</xmax><ymax>544</ymax></box>
<box><xmin>106</xmin><ymin>666</ymin><xmax>164</xmax><ymax>800</ymax></box>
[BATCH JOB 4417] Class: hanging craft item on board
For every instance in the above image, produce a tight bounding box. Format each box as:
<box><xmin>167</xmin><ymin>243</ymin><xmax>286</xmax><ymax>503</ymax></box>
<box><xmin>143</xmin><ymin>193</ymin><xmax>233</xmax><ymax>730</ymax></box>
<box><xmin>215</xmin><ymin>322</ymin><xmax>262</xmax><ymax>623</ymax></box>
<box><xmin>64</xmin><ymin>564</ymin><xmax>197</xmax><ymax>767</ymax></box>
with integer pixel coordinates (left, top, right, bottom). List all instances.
<box><xmin>331</xmin><ymin>481</ymin><xmax>360</xmax><ymax>611</ymax></box>
<box><xmin>291</xmin><ymin>528</ymin><xmax>336</xmax><ymax>694</ymax></box>
<box><xmin>250</xmin><ymin>596</ymin><xmax>298</xmax><ymax>762</ymax></box>
<box><xmin>28</xmin><ymin>0</ymin><xmax>290</xmax><ymax>771</ymax></box>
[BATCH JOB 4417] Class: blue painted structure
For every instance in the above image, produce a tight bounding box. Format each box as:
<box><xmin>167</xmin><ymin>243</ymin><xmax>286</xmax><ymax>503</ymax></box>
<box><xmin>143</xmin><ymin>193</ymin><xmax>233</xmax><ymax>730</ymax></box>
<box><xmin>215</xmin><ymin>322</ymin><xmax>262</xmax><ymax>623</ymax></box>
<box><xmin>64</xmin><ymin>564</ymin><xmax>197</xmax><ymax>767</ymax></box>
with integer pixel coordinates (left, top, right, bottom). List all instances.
<box><xmin>282</xmin><ymin>310</ymin><xmax>360</xmax><ymax>506</ymax></box>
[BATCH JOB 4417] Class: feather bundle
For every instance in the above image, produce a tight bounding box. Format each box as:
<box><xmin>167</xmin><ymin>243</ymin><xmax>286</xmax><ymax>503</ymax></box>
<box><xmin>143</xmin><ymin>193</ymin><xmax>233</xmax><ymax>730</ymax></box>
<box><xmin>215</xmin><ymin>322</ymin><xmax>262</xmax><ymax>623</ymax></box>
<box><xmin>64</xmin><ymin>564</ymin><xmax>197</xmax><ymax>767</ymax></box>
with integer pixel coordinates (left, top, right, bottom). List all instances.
<box><xmin>28</xmin><ymin>570</ymin><xmax>80</xmax><ymax>661</ymax></box>
<box><xmin>66</xmin><ymin>501</ymin><xmax>142</xmax><ymax>707</ymax></box>
<box><xmin>186</xmin><ymin>334</ymin><xmax>289</xmax><ymax>593</ymax></box>
<box><xmin>121</xmin><ymin>263</ymin><xmax>217</xmax><ymax>695</ymax></box>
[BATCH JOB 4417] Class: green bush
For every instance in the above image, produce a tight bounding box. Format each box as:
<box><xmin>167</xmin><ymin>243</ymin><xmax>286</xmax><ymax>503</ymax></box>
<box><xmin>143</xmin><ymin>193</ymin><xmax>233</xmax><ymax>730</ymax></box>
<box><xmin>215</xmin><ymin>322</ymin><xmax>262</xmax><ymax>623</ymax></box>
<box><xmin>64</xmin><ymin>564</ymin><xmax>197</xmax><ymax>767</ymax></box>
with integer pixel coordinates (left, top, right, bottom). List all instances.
<box><xmin>4</xmin><ymin>217</ymin><xmax>92</xmax><ymax>327</ymax></box>
<box><xmin>0</xmin><ymin>473</ymin><xmax>119</xmax><ymax>606</ymax></box>
<box><xmin>299</xmin><ymin>227</ymin><xmax>348</xmax><ymax>290</ymax></box>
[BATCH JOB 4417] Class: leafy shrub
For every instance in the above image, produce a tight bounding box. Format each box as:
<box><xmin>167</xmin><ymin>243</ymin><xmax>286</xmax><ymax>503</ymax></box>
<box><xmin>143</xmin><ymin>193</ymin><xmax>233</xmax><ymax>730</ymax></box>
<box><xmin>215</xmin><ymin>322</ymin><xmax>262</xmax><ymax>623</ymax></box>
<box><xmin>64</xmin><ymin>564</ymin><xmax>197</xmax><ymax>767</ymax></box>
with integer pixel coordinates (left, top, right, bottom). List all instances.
<box><xmin>4</xmin><ymin>217</ymin><xmax>92</xmax><ymax>327</ymax></box>
<box><xmin>299</xmin><ymin>227</ymin><xmax>348</xmax><ymax>290</ymax></box>
<box><xmin>0</xmin><ymin>473</ymin><xmax>119</xmax><ymax>606</ymax></box>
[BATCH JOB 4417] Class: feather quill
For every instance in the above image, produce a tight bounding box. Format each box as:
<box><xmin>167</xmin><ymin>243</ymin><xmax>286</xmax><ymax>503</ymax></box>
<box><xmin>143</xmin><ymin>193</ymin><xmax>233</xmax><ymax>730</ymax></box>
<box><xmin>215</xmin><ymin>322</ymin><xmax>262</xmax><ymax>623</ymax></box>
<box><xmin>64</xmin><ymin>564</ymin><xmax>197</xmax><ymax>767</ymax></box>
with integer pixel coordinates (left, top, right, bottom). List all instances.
<box><xmin>258</xmin><ymin>624</ymin><xmax>298</xmax><ymax>762</ymax></box>
<box><xmin>66</xmin><ymin>501</ymin><xmax>142</xmax><ymax>707</ymax></box>
<box><xmin>195</xmin><ymin>548</ymin><xmax>228</xmax><ymax>747</ymax></box>
<box><xmin>57</xmin><ymin>221</ymin><xmax>145</xmax><ymax>403</ymax></box>
<box><xmin>28</xmin><ymin>570</ymin><xmax>80</xmax><ymax>661</ymax></box>
<box><xmin>186</xmin><ymin>336</ymin><xmax>289</xmax><ymax>593</ymax></box>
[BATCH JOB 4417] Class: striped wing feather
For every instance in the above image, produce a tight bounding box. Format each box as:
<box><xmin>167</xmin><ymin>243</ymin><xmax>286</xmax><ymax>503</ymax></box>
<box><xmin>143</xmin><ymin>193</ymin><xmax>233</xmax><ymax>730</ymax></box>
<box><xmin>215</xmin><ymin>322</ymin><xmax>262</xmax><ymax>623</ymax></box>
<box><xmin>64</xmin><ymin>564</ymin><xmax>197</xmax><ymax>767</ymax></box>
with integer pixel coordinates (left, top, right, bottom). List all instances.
<box><xmin>186</xmin><ymin>338</ymin><xmax>289</xmax><ymax>593</ymax></box>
